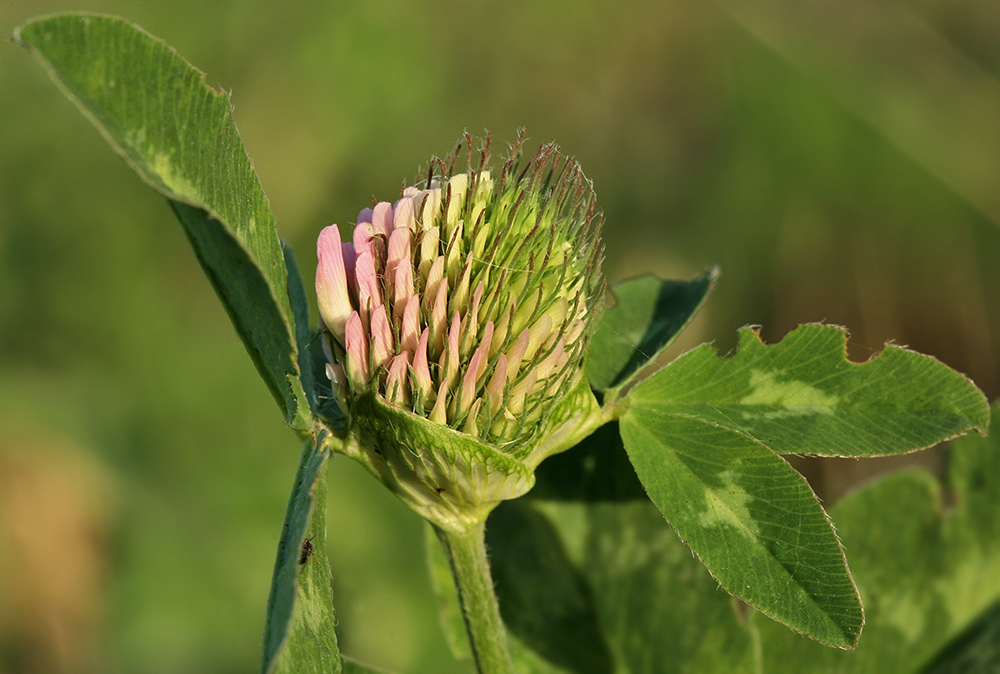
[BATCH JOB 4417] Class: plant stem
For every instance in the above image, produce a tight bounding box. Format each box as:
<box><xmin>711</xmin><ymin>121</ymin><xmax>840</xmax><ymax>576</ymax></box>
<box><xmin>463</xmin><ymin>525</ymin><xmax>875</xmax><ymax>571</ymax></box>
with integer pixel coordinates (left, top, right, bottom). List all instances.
<box><xmin>435</xmin><ymin>521</ymin><xmax>513</xmax><ymax>674</ymax></box>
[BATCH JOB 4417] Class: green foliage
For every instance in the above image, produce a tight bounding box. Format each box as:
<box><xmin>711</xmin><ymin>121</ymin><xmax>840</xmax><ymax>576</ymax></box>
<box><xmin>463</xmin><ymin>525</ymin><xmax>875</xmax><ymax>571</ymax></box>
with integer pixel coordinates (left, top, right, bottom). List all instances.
<box><xmin>638</xmin><ymin>324</ymin><xmax>989</xmax><ymax>457</ymax></box>
<box><xmin>620</xmin><ymin>409</ymin><xmax>862</xmax><ymax>647</ymax></box>
<box><xmin>13</xmin><ymin>13</ymin><xmax>311</xmax><ymax>431</ymax></box>
<box><xmin>614</xmin><ymin>320</ymin><xmax>986</xmax><ymax>647</ymax></box>
<box><xmin>488</xmin><ymin>403</ymin><xmax>1000</xmax><ymax>673</ymax></box>
<box><xmin>262</xmin><ymin>433</ymin><xmax>340</xmax><ymax>674</ymax></box>
<box><xmin>754</xmin><ymin>402</ymin><xmax>1000</xmax><ymax>672</ymax></box>
<box><xmin>588</xmin><ymin>268</ymin><xmax>717</xmax><ymax>393</ymax></box>
<box><xmin>11</xmin><ymin>9</ymin><xmax>997</xmax><ymax>674</ymax></box>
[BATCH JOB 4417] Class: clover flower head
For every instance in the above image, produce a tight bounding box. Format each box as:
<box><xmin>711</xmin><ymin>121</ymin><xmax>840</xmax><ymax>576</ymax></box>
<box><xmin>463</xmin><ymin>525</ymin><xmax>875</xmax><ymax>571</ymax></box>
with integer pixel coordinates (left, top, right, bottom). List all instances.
<box><xmin>318</xmin><ymin>134</ymin><xmax>602</xmax><ymax>449</ymax></box>
<box><xmin>315</xmin><ymin>133</ymin><xmax>604</xmax><ymax>526</ymax></box>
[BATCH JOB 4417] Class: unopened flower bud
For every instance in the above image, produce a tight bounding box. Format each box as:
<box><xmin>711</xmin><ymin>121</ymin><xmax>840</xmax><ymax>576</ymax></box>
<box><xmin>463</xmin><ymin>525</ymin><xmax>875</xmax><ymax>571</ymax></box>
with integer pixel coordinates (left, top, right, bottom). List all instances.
<box><xmin>316</xmin><ymin>133</ymin><xmax>604</xmax><ymax>529</ymax></box>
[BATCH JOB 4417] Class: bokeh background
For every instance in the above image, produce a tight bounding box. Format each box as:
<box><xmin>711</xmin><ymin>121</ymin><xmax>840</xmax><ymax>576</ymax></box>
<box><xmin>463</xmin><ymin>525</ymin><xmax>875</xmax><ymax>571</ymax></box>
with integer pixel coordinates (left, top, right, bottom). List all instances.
<box><xmin>3</xmin><ymin>1</ymin><xmax>1000</xmax><ymax>672</ymax></box>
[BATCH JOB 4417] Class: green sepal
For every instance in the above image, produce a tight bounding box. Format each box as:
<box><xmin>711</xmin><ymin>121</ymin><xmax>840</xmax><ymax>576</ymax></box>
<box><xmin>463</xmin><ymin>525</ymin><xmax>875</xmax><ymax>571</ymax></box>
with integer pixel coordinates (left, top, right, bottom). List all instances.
<box><xmin>337</xmin><ymin>373</ymin><xmax>606</xmax><ymax>531</ymax></box>
<box><xmin>342</xmin><ymin>392</ymin><xmax>536</xmax><ymax>531</ymax></box>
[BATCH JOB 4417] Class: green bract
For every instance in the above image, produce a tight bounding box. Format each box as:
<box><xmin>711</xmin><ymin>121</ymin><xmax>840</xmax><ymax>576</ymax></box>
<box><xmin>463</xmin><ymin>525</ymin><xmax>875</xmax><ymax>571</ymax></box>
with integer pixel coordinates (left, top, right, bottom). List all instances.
<box><xmin>316</xmin><ymin>136</ymin><xmax>606</xmax><ymax>529</ymax></box>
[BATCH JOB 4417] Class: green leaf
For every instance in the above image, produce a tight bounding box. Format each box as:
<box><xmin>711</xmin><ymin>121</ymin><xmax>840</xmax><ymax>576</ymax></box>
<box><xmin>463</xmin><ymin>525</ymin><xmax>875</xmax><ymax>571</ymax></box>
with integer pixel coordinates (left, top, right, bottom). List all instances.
<box><xmin>14</xmin><ymin>13</ymin><xmax>311</xmax><ymax>431</ymax></box>
<box><xmin>486</xmin><ymin>501</ymin><xmax>614</xmax><ymax>674</ymax></box>
<box><xmin>341</xmin><ymin>656</ymin><xmax>398</xmax><ymax>674</ymax></box>
<box><xmin>921</xmin><ymin>602</ymin><xmax>1000</xmax><ymax>674</ymax></box>
<box><xmin>262</xmin><ymin>433</ymin><xmax>341</xmax><ymax>674</ymax></box>
<box><xmin>588</xmin><ymin>268</ymin><xmax>717</xmax><ymax>392</ymax></box>
<box><xmin>282</xmin><ymin>242</ymin><xmax>321</xmax><ymax>417</ymax></box>
<box><xmin>638</xmin><ymin>323</ymin><xmax>989</xmax><ymax>457</ymax></box>
<box><xmin>618</xmin><ymin>409</ymin><xmax>862</xmax><ymax>647</ymax></box>
<box><xmin>488</xmin><ymin>498</ymin><xmax>758</xmax><ymax>673</ymax></box>
<box><xmin>496</xmin><ymin>404</ymin><xmax>1000</xmax><ymax>672</ymax></box>
<box><xmin>754</xmin><ymin>402</ymin><xmax>1000</xmax><ymax>673</ymax></box>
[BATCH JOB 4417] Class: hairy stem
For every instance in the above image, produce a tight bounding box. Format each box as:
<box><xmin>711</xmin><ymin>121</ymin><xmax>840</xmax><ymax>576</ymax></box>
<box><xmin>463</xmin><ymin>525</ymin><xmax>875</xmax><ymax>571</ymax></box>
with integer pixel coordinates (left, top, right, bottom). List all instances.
<box><xmin>435</xmin><ymin>521</ymin><xmax>513</xmax><ymax>674</ymax></box>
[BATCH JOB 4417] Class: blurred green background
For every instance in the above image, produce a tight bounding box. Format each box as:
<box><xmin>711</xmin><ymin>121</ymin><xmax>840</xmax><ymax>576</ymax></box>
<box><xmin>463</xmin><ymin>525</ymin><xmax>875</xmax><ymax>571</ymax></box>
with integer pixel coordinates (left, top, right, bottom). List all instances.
<box><xmin>2</xmin><ymin>1</ymin><xmax>1000</xmax><ymax>672</ymax></box>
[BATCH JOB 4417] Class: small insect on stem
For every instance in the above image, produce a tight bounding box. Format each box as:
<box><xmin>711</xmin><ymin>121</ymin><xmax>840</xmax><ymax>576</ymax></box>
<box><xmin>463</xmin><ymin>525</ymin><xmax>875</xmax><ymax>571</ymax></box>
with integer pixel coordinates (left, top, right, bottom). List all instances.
<box><xmin>299</xmin><ymin>536</ymin><xmax>316</xmax><ymax>565</ymax></box>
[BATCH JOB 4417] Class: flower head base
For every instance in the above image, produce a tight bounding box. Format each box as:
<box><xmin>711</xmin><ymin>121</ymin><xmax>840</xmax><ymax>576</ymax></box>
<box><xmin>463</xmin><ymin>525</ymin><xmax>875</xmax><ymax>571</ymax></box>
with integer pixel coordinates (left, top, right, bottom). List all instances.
<box><xmin>316</xmin><ymin>134</ymin><xmax>604</xmax><ymax>527</ymax></box>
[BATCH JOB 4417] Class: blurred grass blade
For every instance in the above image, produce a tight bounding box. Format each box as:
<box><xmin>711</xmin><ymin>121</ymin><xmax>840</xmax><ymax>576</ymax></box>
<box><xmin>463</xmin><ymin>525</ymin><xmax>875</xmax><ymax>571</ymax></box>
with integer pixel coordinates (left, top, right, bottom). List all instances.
<box><xmin>618</xmin><ymin>410</ymin><xmax>863</xmax><ymax>648</ymax></box>
<box><xmin>13</xmin><ymin>13</ymin><xmax>311</xmax><ymax>430</ymax></box>
<box><xmin>642</xmin><ymin>324</ymin><xmax>989</xmax><ymax>457</ymax></box>
<box><xmin>341</xmin><ymin>658</ymin><xmax>397</xmax><ymax>674</ymax></box>
<box><xmin>262</xmin><ymin>432</ymin><xmax>341</xmax><ymax>674</ymax></box>
<box><xmin>720</xmin><ymin>0</ymin><xmax>1000</xmax><ymax>230</ymax></box>
<box><xmin>589</xmin><ymin>269</ymin><xmax>717</xmax><ymax>392</ymax></box>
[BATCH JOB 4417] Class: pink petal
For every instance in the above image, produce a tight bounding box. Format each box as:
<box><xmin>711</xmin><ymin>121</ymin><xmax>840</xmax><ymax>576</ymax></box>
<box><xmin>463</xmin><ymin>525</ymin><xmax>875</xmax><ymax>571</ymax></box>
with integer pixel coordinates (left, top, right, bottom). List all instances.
<box><xmin>451</xmin><ymin>254</ymin><xmax>473</xmax><ymax>315</ymax></box>
<box><xmin>354</xmin><ymin>250</ymin><xmax>382</xmax><ymax>325</ymax></box>
<box><xmin>545</xmin><ymin>297</ymin><xmax>569</xmax><ymax>328</ymax></box>
<box><xmin>316</xmin><ymin>225</ymin><xmax>353</xmax><ymax>341</ymax></box>
<box><xmin>422</xmin><ymin>255</ymin><xmax>445</xmax><ymax>313</ymax></box>
<box><xmin>370</xmin><ymin>304</ymin><xmax>393</xmax><ymax>371</ymax></box>
<box><xmin>475</xmin><ymin>322</ymin><xmax>494</xmax><ymax>382</ymax></box>
<box><xmin>356</xmin><ymin>207</ymin><xmax>373</xmax><ymax>224</ymax></box>
<box><xmin>387</xmin><ymin>227</ymin><xmax>412</xmax><ymax>274</ymax></box>
<box><xmin>444</xmin><ymin>220</ymin><xmax>465</xmax><ymax>278</ymax></box>
<box><xmin>491</xmin><ymin>305</ymin><xmax>513</xmax><ymax>358</ymax></box>
<box><xmin>505</xmin><ymin>329</ymin><xmax>530</xmax><ymax>382</ymax></box>
<box><xmin>345</xmin><ymin>311</ymin><xmax>370</xmax><ymax>387</ymax></box>
<box><xmin>564</xmin><ymin>318</ymin><xmax>586</xmax><ymax>347</ymax></box>
<box><xmin>445</xmin><ymin>173</ymin><xmax>469</xmax><ymax>227</ymax></box>
<box><xmin>439</xmin><ymin>311</ymin><xmax>461</xmax><ymax>390</ymax></box>
<box><xmin>429</xmin><ymin>380</ymin><xmax>450</xmax><ymax>425</ymax></box>
<box><xmin>507</xmin><ymin>369</ymin><xmax>537</xmax><ymax>415</ymax></box>
<box><xmin>393</xmin><ymin>196</ymin><xmax>416</xmax><ymax>231</ymax></box>
<box><xmin>418</xmin><ymin>226</ymin><xmax>440</xmax><ymax>277</ymax></box>
<box><xmin>460</xmin><ymin>282</ymin><xmax>485</xmax><ymax>356</ymax></box>
<box><xmin>524</xmin><ymin>314</ymin><xmax>552</xmax><ymax>362</ymax></box>
<box><xmin>429</xmin><ymin>280</ymin><xmax>449</xmax><ymax>358</ymax></box>
<box><xmin>400</xmin><ymin>295</ymin><xmax>421</xmax><ymax>354</ymax></box>
<box><xmin>386</xmin><ymin>227</ymin><xmax>412</xmax><ymax>302</ymax></box>
<box><xmin>372</xmin><ymin>201</ymin><xmax>394</xmax><ymax>239</ymax></box>
<box><xmin>457</xmin><ymin>337</ymin><xmax>488</xmax><ymax>418</ymax></box>
<box><xmin>385</xmin><ymin>352</ymin><xmax>411</xmax><ymax>405</ymax></box>
<box><xmin>534</xmin><ymin>335</ymin><xmax>566</xmax><ymax>383</ymax></box>
<box><xmin>485</xmin><ymin>354</ymin><xmax>507</xmax><ymax>416</ymax></box>
<box><xmin>420</xmin><ymin>188</ymin><xmax>442</xmax><ymax>226</ymax></box>
<box><xmin>461</xmin><ymin>398</ymin><xmax>481</xmax><ymax>436</ymax></box>
<box><xmin>353</xmin><ymin>220</ymin><xmax>376</xmax><ymax>262</ymax></box>
<box><xmin>393</xmin><ymin>263</ymin><xmax>415</xmax><ymax>317</ymax></box>
<box><xmin>412</xmin><ymin>328</ymin><xmax>432</xmax><ymax>400</ymax></box>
